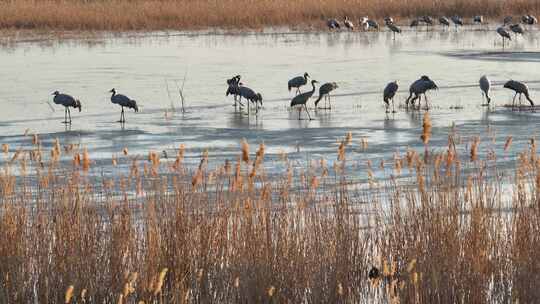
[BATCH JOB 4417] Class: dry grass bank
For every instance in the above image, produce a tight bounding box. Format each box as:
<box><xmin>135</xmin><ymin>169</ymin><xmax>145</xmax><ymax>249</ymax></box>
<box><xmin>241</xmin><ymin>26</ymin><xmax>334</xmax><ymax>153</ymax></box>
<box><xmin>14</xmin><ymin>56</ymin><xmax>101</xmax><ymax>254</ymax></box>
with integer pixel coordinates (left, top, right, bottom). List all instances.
<box><xmin>0</xmin><ymin>0</ymin><xmax>538</xmax><ymax>31</ymax></box>
<box><xmin>2</xmin><ymin>118</ymin><xmax>540</xmax><ymax>302</ymax></box>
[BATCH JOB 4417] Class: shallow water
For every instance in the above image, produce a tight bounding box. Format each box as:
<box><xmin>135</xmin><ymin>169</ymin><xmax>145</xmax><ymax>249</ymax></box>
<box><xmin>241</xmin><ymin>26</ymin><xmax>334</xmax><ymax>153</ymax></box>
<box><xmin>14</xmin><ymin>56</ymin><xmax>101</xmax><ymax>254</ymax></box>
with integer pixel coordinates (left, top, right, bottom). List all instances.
<box><xmin>1</xmin><ymin>27</ymin><xmax>540</xmax><ymax>181</ymax></box>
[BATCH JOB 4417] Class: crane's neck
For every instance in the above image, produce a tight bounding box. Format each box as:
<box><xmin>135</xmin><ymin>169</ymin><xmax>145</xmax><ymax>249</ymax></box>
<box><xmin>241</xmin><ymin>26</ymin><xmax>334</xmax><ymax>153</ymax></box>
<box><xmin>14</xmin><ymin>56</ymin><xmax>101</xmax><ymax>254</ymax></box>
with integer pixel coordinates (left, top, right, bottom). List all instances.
<box><xmin>311</xmin><ymin>82</ymin><xmax>316</xmax><ymax>93</ymax></box>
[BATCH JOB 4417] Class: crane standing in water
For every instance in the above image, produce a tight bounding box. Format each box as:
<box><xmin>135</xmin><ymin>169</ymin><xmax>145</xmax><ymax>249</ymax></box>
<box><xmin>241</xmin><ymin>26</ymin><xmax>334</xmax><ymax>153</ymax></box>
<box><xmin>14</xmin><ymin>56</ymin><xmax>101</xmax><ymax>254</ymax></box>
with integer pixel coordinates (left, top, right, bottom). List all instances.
<box><xmin>226</xmin><ymin>75</ymin><xmax>242</xmax><ymax>107</ymax></box>
<box><xmin>288</xmin><ymin>72</ymin><xmax>310</xmax><ymax>95</ymax></box>
<box><xmin>504</xmin><ymin>80</ymin><xmax>534</xmax><ymax>109</ymax></box>
<box><xmin>383</xmin><ymin>81</ymin><xmax>399</xmax><ymax>113</ymax></box>
<box><xmin>290</xmin><ymin>80</ymin><xmax>318</xmax><ymax>120</ymax></box>
<box><xmin>314</xmin><ymin>82</ymin><xmax>338</xmax><ymax>109</ymax></box>
<box><xmin>497</xmin><ymin>27</ymin><xmax>511</xmax><ymax>48</ymax></box>
<box><xmin>386</xmin><ymin>21</ymin><xmax>401</xmax><ymax>40</ymax></box>
<box><xmin>479</xmin><ymin>75</ymin><xmax>491</xmax><ymax>105</ymax></box>
<box><xmin>109</xmin><ymin>88</ymin><xmax>138</xmax><ymax>123</ymax></box>
<box><xmin>450</xmin><ymin>15</ymin><xmax>464</xmax><ymax>30</ymax></box>
<box><xmin>238</xmin><ymin>86</ymin><xmax>263</xmax><ymax>115</ymax></box>
<box><xmin>406</xmin><ymin>76</ymin><xmax>438</xmax><ymax>110</ymax></box>
<box><xmin>52</xmin><ymin>91</ymin><xmax>82</xmax><ymax>124</ymax></box>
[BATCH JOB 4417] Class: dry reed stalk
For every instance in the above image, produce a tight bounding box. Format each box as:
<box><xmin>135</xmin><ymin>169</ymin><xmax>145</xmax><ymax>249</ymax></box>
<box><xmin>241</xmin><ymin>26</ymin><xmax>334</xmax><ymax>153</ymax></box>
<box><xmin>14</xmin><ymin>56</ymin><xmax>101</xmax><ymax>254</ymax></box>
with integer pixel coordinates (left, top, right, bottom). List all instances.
<box><xmin>241</xmin><ymin>139</ymin><xmax>250</xmax><ymax>163</ymax></box>
<box><xmin>64</xmin><ymin>285</ymin><xmax>74</xmax><ymax>304</ymax></box>
<box><xmin>470</xmin><ymin>136</ymin><xmax>480</xmax><ymax>162</ymax></box>
<box><xmin>420</xmin><ymin>112</ymin><xmax>432</xmax><ymax>145</ymax></box>
<box><xmin>82</xmin><ymin>148</ymin><xmax>90</xmax><ymax>171</ymax></box>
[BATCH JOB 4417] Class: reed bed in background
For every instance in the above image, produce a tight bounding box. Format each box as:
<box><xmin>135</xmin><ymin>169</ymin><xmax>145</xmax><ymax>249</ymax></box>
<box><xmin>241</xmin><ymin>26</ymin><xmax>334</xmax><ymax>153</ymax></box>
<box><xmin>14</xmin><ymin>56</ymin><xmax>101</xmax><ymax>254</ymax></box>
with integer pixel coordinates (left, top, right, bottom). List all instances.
<box><xmin>2</xmin><ymin>118</ymin><xmax>540</xmax><ymax>303</ymax></box>
<box><xmin>0</xmin><ymin>0</ymin><xmax>538</xmax><ymax>31</ymax></box>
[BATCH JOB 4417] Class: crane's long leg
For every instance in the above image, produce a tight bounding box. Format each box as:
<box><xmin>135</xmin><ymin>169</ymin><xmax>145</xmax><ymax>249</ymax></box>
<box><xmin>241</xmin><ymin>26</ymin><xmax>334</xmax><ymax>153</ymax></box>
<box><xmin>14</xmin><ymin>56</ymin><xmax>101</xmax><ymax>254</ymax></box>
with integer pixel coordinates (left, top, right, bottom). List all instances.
<box><xmin>392</xmin><ymin>98</ymin><xmax>396</xmax><ymax>113</ymax></box>
<box><xmin>328</xmin><ymin>94</ymin><xmax>332</xmax><ymax>110</ymax></box>
<box><xmin>120</xmin><ymin>107</ymin><xmax>125</xmax><ymax>123</ymax></box>
<box><xmin>512</xmin><ymin>93</ymin><xmax>517</xmax><ymax>110</ymax></box>
<box><xmin>304</xmin><ymin>104</ymin><xmax>313</xmax><ymax>120</ymax></box>
<box><xmin>68</xmin><ymin>108</ymin><xmax>72</xmax><ymax>123</ymax></box>
<box><xmin>298</xmin><ymin>106</ymin><xmax>301</xmax><ymax>120</ymax></box>
<box><xmin>64</xmin><ymin>107</ymin><xmax>68</xmax><ymax>124</ymax></box>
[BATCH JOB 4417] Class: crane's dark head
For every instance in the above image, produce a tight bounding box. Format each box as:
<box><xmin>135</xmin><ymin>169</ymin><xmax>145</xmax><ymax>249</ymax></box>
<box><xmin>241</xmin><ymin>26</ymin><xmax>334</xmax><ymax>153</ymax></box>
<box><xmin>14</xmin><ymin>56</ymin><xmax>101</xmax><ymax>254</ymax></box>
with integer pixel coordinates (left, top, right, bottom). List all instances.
<box><xmin>420</xmin><ymin>75</ymin><xmax>431</xmax><ymax>81</ymax></box>
<box><xmin>109</xmin><ymin>88</ymin><xmax>116</xmax><ymax>94</ymax></box>
<box><xmin>503</xmin><ymin>80</ymin><xmax>513</xmax><ymax>89</ymax></box>
<box><xmin>256</xmin><ymin>93</ymin><xmax>263</xmax><ymax>106</ymax></box>
<box><xmin>75</xmin><ymin>100</ymin><xmax>82</xmax><ymax>112</ymax></box>
<box><xmin>52</xmin><ymin>91</ymin><xmax>60</xmax><ymax>96</ymax></box>
<box><xmin>312</xmin><ymin>80</ymin><xmax>319</xmax><ymax>84</ymax></box>
<box><xmin>429</xmin><ymin>80</ymin><xmax>439</xmax><ymax>90</ymax></box>
<box><xmin>304</xmin><ymin>72</ymin><xmax>310</xmax><ymax>79</ymax></box>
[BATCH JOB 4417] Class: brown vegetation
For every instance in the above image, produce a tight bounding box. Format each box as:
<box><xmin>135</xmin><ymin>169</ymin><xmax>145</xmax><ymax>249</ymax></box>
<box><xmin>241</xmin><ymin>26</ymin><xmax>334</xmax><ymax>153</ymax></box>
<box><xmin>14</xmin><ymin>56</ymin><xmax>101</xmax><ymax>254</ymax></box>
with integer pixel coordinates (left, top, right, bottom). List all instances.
<box><xmin>0</xmin><ymin>0</ymin><xmax>538</xmax><ymax>31</ymax></box>
<box><xmin>2</xmin><ymin>120</ymin><xmax>540</xmax><ymax>302</ymax></box>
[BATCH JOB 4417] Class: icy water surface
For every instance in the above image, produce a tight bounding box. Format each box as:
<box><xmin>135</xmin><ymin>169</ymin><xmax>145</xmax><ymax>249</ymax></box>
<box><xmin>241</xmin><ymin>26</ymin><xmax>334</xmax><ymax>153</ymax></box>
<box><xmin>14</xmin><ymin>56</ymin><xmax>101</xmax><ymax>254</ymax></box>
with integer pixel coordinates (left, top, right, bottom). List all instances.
<box><xmin>1</xmin><ymin>27</ymin><xmax>540</xmax><ymax>180</ymax></box>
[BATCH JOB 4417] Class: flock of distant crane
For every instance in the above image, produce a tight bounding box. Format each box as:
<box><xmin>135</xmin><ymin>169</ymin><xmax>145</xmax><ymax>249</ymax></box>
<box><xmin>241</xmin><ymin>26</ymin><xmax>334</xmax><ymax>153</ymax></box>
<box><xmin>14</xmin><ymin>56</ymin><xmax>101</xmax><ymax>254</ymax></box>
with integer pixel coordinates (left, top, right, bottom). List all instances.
<box><xmin>225</xmin><ymin>73</ymin><xmax>534</xmax><ymax>120</ymax></box>
<box><xmin>326</xmin><ymin>14</ymin><xmax>538</xmax><ymax>46</ymax></box>
<box><xmin>49</xmin><ymin>13</ymin><xmax>538</xmax><ymax>123</ymax></box>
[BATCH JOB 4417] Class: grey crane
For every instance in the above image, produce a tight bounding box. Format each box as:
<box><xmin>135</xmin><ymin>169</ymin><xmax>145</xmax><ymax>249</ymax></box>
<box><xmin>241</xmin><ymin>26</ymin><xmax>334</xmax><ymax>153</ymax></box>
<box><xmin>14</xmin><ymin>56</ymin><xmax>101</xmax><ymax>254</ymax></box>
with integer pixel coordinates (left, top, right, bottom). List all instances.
<box><xmin>419</xmin><ymin>16</ymin><xmax>433</xmax><ymax>31</ymax></box>
<box><xmin>238</xmin><ymin>86</ymin><xmax>263</xmax><ymax>115</ymax></box>
<box><xmin>410</xmin><ymin>19</ymin><xmax>420</xmax><ymax>28</ymax></box>
<box><xmin>451</xmin><ymin>15</ymin><xmax>464</xmax><ymax>30</ymax></box>
<box><xmin>510</xmin><ymin>23</ymin><xmax>525</xmax><ymax>36</ymax></box>
<box><xmin>503</xmin><ymin>16</ymin><xmax>513</xmax><ymax>25</ymax></box>
<box><xmin>367</xmin><ymin>19</ymin><xmax>379</xmax><ymax>30</ymax></box>
<box><xmin>226</xmin><ymin>75</ymin><xmax>242</xmax><ymax>106</ymax></box>
<box><xmin>496</xmin><ymin>27</ymin><xmax>511</xmax><ymax>48</ymax></box>
<box><xmin>344</xmin><ymin>16</ymin><xmax>355</xmax><ymax>30</ymax></box>
<box><xmin>473</xmin><ymin>15</ymin><xmax>484</xmax><ymax>24</ymax></box>
<box><xmin>52</xmin><ymin>91</ymin><xmax>82</xmax><ymax>124</ymax></box>
<box><xmin>383</xmin><ymin>81</ymin><xmax>399</xmax><ymax>113</ymax></box>
<box><xmin>290</xmin><ymin>80</ymin><xmax>318</xmax><ymax>120</ymax></box>
<box><xmin>405</xmin><ymin>76</ymin><xmax>438</xmax><ymax>110</ymax></box>
<box><xmin>327</xmin><ymin>18</ymin><xmax>341</xmax><ymax>30</ymax></box>
<box><xmin>521</xmin><ymin>15</ymin><xmax>538</xmax><ymax>25</ymax></box>
<box><xmin>384</xmin><ymin>17</ymin><xmax>394</xmax><ymax>25</ymax></box>
<box><xmin>504</xmin><ymin>80</ymin><xmax>534</xmax><ymax>109</ymax></box>
<box><xmin>479</xmin><ymin>75</ymin><xmax>491</xmax><ymax>105</ymax></box>
<box><xmin>439</xmin><ymin>16</ymin><xmax>450</xmax><ymax>28</ymax></box>
<box><xmin>422</xmin><ymin>16</ymin><xmax>434</xmax><ymax>26</ymax></box>
<box><xmin>359</xmin><ymin>17</ymin><xmax>369</xmax><ymax>31</ymax></box>
<box><xmin>522</xmin><ymin>15</ymin><xmax>538</xmax><ymax>25</ymax></box>
<box><xmin>386</xmin><ymin>23</ymin><xmax>401</xmax><ymax>39</ymax></box>
<box><xmin>288</xmin><ymin>72</ymin><xmax>310</xmax><ymax>95</ymax></box>
<box><xmin>314</xmin><ymin>82</ymin><xmax>338</xmax><ymax>109</ymax></box>
<box><xmin>109</xmin><ymin>88</ymin><xmax>138</xmax><ymax>123</ymax></box>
